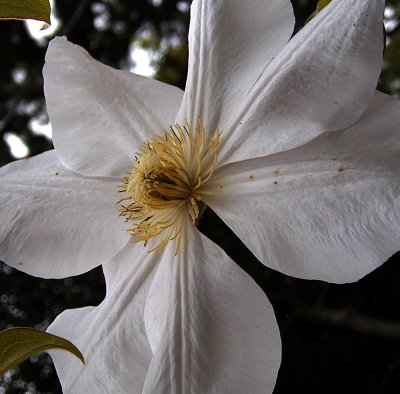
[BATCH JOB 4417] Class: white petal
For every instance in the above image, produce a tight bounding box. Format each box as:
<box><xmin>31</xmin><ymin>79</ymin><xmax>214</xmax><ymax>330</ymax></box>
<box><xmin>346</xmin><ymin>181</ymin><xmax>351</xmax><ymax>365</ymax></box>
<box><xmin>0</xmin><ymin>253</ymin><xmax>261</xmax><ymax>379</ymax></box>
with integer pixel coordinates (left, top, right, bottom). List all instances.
<box><xmin>0</xmin><ymin>150</ymin><xmax>129</xmax><ymax>278</ymax></box>
<box><xmin>44</xmin><ymin>37</ymin><xmax>184</xmax><ymax>178</ymax></box>
<box><xmin>205</xmin><ymin>92</ymin><xmax>400</xmax><ymax>283</ymax></box>
<box><xmin>176</xmin><ymin>0</ymin><xmax>294</xmax><ymax>132</ymax></box>
<box><xmin>48</xmin><ymin>243</ymin><xmax>161</xmax><ymax>393</ymax></box>
<box><xmin>219</xmin><ymin>0</ymin><xmax>385</xmax><ymax>165</ymax></box>
<box><xmin>143</xmin><ymin>223</ymin><xmax>281</xmax><ymax>393</ymax></box>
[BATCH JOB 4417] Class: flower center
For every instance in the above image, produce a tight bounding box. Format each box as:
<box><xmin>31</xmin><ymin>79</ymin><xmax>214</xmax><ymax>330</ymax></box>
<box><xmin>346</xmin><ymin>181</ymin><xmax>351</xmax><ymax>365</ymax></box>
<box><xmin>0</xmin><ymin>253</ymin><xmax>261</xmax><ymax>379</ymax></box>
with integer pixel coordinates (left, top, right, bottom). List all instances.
<box><xmin>118</xmin><ymin>119</ymin><xmax>220</xmax><ymax>253</ymax></box>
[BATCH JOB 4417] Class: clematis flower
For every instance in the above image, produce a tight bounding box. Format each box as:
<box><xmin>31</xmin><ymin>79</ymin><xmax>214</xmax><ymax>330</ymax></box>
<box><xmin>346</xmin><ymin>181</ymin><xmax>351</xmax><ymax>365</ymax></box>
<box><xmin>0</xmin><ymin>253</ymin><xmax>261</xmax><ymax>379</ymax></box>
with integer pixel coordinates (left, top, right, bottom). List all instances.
<box><xmin>1</xmin><ymin>0</ymin><xmax>399</xmax><ymax>392</ymax></box>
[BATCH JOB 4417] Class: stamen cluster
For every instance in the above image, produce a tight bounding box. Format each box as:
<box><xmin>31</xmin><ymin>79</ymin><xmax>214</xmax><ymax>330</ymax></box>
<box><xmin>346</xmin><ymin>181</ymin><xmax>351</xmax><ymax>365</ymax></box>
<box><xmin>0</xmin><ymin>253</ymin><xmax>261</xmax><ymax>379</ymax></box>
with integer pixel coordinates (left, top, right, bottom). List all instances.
<box><xmin>119</xmin><ymin>119</ymin><xmax>220</xmax><ymax>253</ymax></box>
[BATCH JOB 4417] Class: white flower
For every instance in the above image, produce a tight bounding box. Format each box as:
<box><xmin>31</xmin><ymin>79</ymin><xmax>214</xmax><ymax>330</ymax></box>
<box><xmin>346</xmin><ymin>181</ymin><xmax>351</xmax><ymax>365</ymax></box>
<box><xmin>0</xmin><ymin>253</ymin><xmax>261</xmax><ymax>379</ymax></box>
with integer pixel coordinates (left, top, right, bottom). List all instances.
<box><xmin>1</xmin><ymin>0</ymin><xmax>399</xmax><ymax>393</ymax></box>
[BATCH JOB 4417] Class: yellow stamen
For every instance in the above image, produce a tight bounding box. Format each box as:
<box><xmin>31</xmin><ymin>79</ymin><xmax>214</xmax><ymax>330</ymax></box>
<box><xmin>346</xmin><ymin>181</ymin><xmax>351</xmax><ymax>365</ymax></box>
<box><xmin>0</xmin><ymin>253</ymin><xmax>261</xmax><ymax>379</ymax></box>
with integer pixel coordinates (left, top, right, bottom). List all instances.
<box><xmin>118</xmin><ymin>119</ymin><xmax>220</xmax><ymax>253</ymax></box>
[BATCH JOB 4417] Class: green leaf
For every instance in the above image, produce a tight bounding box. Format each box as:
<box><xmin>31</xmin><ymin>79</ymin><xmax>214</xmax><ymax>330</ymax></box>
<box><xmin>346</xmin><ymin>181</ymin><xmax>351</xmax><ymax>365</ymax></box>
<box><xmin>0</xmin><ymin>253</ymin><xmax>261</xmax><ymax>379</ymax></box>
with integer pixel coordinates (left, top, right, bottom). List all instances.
<box><xmin>0</xmin><ymin>327</ymin><xmax>84</xmax><ymax>377</ymax></box>
<box><xmin>0</xmin><ymin>0</ymin><xmax>51</xmax><ymax>24</ymax></box>
<box><xmin>316</xmin><ymin>0</ymin><xmax>332</xmax><ymax>12</ymax></box>
<box><xmin>306</xmin><ymin>0</ymin><xmax>332</xmax><ymax>24</ymax></box>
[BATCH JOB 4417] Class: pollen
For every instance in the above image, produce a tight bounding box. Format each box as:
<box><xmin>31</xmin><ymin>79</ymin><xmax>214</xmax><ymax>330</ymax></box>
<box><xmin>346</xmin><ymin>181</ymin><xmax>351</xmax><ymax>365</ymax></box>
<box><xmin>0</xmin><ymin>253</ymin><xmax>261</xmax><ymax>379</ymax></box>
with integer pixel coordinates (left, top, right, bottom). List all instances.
<box><xmin>118</xmin><ymin>119</ymin><xmax>220</xmax><ymax>254</ymax></box>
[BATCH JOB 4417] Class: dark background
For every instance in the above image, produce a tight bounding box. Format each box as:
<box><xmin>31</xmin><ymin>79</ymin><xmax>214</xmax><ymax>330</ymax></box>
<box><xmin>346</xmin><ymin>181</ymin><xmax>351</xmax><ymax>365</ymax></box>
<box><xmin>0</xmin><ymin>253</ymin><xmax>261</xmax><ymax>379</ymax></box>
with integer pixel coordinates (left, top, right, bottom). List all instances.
<box><xmin>1</xmin><ymin>0</ymin><xmax>400</xmax><ymax>393</ymax></box>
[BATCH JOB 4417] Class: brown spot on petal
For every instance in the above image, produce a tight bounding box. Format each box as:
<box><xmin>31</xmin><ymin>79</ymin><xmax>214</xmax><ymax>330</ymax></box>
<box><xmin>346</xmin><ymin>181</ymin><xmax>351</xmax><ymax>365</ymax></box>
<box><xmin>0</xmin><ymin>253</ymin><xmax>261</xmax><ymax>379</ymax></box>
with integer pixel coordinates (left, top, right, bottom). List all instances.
<box><xmin>338</xmin><ymin>167</ymin><xmax>345</xmax><ymax>173</ymax></box>
<box><xmin>273</xmin><ymin>170</ymin><xmax>281</xmax><ymax>176</ymax></box>
<box><xmin>81</xmin><ymin>48</ymin><xmax>93</xmax><ymax>59</ymax></box>
<box><xmin>273</xmin><ymin>181</ymin><xmax>278</xmax><ymax>185</ymax></box>
<box><xmin>249</xmin><ymin>175</ymin><xmax>255</xmax><ymax>180</ymax></box>
<box><xmin>55</xmin><ymin>172</ymin><xmax>59</xmax><ymax>176</ymax></box>
<box><xmin>17</xmin><ymin>262</ymin><xmax>23</xmax><ymax>266</ymax></box>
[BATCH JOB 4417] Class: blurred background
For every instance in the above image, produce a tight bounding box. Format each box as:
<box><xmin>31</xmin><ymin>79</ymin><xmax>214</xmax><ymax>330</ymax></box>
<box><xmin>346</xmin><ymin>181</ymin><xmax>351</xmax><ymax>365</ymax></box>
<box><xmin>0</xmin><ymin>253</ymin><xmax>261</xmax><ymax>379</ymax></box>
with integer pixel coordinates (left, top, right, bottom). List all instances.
<box><xmin>0</xmin><ymin>0</ymin><xmax>399</xmax><ymax>392</ymax></box>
